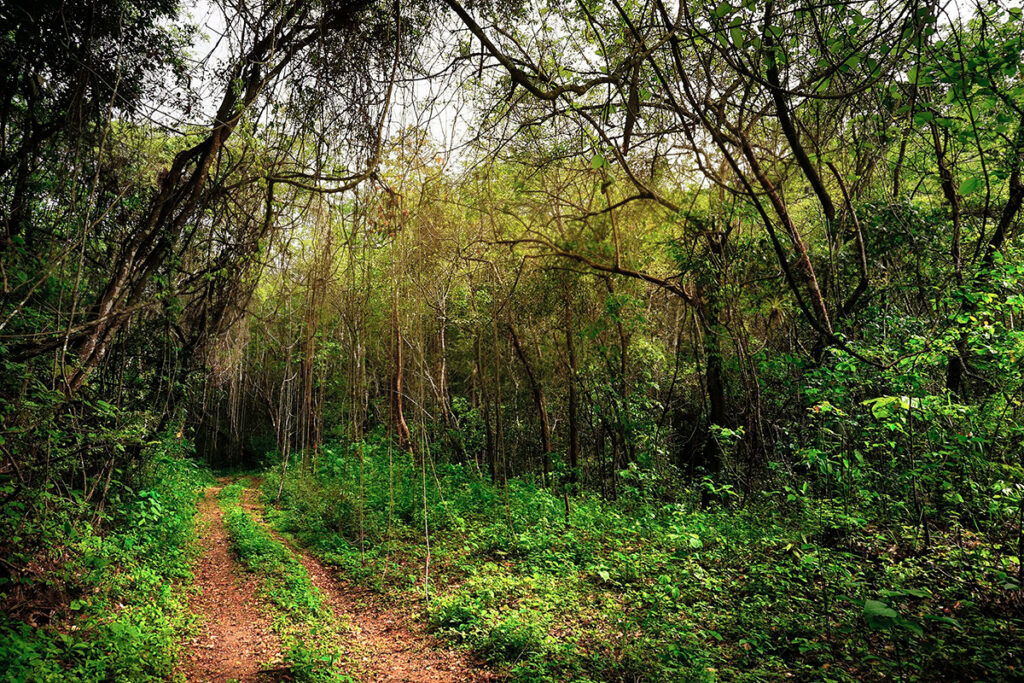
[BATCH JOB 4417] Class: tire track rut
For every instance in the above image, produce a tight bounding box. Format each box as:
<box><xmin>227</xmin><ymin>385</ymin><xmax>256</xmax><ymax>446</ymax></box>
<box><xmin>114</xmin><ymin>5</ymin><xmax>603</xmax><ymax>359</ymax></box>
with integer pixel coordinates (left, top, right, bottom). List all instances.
<box><xmin>178</xmin><ymin>486</ymin><xmax>284</xmax><ymax>682</ymax></box>
<box><xmin>241</xmin><ymin>487</ymin><xmax>494</xmax><ymax>682</ymax></box>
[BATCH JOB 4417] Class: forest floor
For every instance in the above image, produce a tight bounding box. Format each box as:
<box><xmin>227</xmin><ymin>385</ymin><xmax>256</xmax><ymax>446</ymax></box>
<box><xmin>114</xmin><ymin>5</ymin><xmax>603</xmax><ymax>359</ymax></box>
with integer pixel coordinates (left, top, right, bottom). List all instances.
<box><xmin>181</xmin><ymin>479</ymin><xmax>489</xmax><ymax>682</ymax></box>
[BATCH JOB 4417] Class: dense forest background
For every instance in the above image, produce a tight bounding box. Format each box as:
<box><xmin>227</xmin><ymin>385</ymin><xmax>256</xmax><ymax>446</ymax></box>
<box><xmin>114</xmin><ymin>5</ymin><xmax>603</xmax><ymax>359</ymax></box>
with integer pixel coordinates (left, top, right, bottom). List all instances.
<box><xmin>2</xmin><ymin>0</ymin><xmax>1024</xmax><ymax>680</ymax></box>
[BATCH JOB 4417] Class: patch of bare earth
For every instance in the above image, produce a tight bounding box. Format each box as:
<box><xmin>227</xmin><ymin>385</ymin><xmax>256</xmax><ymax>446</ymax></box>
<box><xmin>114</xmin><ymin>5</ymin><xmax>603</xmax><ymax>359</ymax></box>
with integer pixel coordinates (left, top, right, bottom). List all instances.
<box><xmin>178</xmin><ymin>486</ymin><xmax>285</xmax><ymax>683</ymax></box>
<box><xmin>242</xmin><ymin>489</ymin><xmax>495</xmax><ymax>682</ymax></box>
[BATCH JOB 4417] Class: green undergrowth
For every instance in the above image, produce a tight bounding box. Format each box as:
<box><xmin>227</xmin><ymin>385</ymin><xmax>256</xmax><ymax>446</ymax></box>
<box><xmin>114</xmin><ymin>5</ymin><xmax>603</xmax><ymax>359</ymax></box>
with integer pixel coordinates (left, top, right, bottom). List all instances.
<box><xmin>217</xmin><ymin>481</ymin><xmax>353</xmax><ymax>682</ymax></box>
<box><xmin>262</xmin><ymin>439</ymin><xmax>1024</xmax><ymax>682</ymax></box>
<box><xmin>0</xmin><ymin>436</ymin><xmax>209</xmax><ymax>682</ymax></box>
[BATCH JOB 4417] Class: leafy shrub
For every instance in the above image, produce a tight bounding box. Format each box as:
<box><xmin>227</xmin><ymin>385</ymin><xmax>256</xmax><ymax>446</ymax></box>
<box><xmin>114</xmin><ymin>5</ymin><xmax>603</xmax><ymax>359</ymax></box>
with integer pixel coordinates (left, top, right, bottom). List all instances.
<box><xmin>0</xmin><ymin>436</ymin><xmax>208</xmax><ymax>681</ymax></box>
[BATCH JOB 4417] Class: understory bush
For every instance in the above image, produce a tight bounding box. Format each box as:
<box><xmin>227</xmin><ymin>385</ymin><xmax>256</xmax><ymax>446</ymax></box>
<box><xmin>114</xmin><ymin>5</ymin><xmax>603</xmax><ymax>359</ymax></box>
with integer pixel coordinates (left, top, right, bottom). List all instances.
<box><xmin>0</xmin><ymin>436</ymin><xmax>208</xmax><ymax>682</ymax></box>
<box><xmin>263</xmin><ymin>431</ymin><xmax>1024</xmax><ymax>682</ymax></box>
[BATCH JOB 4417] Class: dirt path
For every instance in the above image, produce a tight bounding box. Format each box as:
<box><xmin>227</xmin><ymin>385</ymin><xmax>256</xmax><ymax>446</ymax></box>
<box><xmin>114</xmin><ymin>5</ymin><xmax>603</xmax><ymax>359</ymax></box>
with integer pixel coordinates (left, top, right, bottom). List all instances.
<box><xmin>178</xmin><ymin>487</ymin><xmax>284</xmax><ymax>682</ymax></box>
<box><xmin>241</xmin><ymin>489</ymin><xmax>494</xmax><ymax>682</ymax></box>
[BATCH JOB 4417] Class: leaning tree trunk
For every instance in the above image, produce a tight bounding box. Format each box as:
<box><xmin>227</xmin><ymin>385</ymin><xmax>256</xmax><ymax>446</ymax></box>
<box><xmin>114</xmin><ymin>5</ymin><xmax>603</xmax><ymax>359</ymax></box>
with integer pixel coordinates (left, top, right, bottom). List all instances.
<box><xmin>63</xmin><ymin>3</ymin><xmax>321</xmax><ymax>393</ymax></box>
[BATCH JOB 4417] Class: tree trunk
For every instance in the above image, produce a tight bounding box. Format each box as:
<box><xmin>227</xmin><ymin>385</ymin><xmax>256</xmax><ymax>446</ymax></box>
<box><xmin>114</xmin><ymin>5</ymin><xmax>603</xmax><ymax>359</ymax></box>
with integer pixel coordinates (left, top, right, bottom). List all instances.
<box><xmin>392</xmin><ymin>289</ymin><xmax>412</xmax><ymax>451</ymax></box>
<box><xmin>509</xmin><ymin>324</ymin><xmax>552</xmax><ymax>484</ymax></box>
<box><xmin>565</xmin><ymin>294</ymin><xmax>579</xmax><ymax>483</ymax></box>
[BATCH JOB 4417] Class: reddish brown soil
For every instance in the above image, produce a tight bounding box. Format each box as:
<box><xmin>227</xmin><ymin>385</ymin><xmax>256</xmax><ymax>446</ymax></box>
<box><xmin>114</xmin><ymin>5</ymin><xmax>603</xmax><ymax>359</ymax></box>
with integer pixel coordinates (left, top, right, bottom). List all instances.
<box><xmin>178</xmin><ymin>487</ymin><xmax>284</xmax><ymax>682</ymax></box>
<box><xmin>241</xmin><ymin>489</ymin><xmax>495</xmax><ymax>682</ymax></box>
